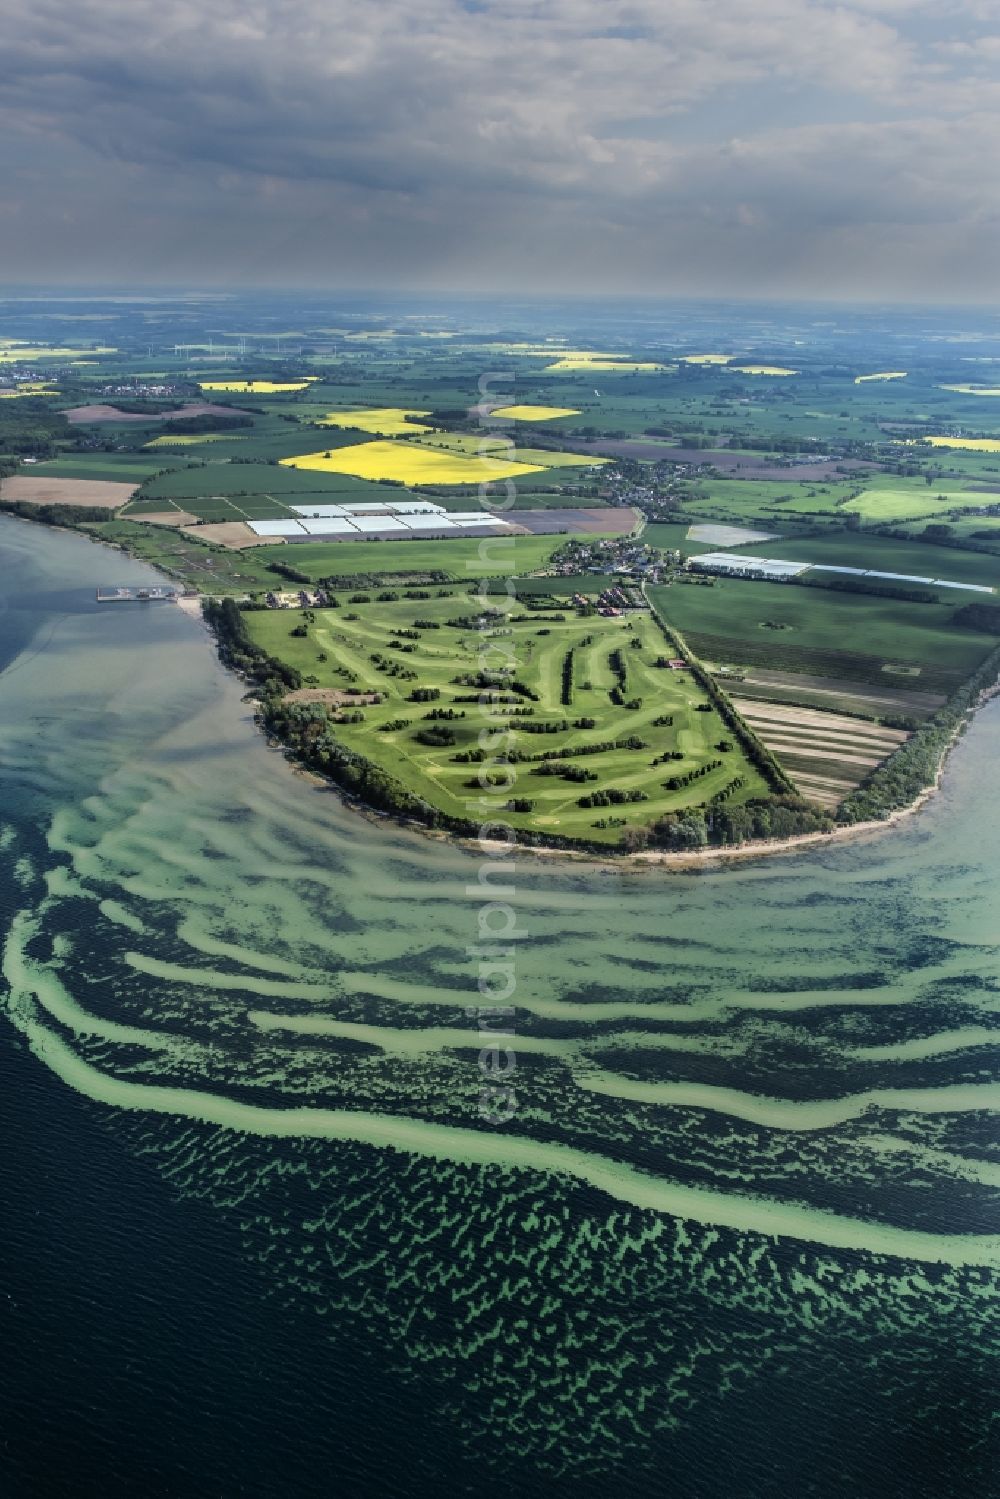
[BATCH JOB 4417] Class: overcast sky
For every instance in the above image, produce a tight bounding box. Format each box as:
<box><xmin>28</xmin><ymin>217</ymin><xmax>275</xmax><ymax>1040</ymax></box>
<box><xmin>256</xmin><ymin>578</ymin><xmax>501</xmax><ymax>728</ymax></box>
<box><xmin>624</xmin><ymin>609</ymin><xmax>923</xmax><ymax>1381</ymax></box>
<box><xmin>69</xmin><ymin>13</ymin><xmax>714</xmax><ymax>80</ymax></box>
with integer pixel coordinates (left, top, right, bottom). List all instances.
<box><xmin>3</xmin><ymin>0</ymin><xmax>1000</xmax><ymax>301</ymax></box>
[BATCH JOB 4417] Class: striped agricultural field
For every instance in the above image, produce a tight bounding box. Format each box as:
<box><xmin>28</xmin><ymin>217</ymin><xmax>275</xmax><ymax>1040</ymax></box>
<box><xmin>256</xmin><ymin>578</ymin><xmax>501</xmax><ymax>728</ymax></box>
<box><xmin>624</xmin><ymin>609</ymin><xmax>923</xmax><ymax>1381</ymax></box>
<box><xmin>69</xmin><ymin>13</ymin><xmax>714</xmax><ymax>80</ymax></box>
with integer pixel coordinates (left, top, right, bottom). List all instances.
<box><xmin>731</xmin><ymin>698</ymin><xmax>909</xmax><ymax>808</ymax></box>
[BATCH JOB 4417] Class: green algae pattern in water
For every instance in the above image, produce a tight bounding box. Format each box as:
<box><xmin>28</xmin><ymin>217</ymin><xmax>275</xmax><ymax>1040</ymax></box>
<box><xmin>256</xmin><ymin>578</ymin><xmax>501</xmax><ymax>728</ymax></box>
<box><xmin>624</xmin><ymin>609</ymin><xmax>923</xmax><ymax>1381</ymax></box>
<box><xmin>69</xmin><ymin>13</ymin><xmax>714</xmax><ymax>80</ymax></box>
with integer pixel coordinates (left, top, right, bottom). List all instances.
<box><xmin>0</xmin><ymin>518</ymin><xmax>998</xmax><ymax>1488</ymax></box>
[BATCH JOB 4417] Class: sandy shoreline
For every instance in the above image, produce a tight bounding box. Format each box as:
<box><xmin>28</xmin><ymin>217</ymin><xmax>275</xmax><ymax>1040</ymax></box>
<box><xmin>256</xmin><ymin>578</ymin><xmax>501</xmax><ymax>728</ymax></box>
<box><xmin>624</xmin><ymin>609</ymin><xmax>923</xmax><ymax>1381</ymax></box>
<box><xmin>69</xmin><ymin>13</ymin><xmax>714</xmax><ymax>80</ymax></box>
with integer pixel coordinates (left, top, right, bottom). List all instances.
<box><xmin>465</xmin><ymin>786</ymin><xmax>934</xmax><ymax>872</ymax></box>
<box><xmin>151</xmin><ymin>565</ymin><xmax>1000</xmax><ymax>872</ymax></box>
<box><xmin>445</xmin><ymin>682</ymin><xmax>1000</xmax><ymax>871</ymax></box>
<box><xmin>5</xmin><ymin>509</ymin><xmax>995</xmax><ymax>874</ymax></box>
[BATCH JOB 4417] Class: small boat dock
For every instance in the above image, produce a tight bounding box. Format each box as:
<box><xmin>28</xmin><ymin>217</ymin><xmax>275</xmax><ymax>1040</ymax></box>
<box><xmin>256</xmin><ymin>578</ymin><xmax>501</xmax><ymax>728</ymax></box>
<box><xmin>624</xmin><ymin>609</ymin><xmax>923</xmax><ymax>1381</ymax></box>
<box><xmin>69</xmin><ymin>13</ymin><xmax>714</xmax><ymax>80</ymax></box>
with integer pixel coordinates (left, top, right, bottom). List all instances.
<box><xmin>96</xmin><ymin>586</ymin><xmax>181</xmax><ymax>602</ymax></box>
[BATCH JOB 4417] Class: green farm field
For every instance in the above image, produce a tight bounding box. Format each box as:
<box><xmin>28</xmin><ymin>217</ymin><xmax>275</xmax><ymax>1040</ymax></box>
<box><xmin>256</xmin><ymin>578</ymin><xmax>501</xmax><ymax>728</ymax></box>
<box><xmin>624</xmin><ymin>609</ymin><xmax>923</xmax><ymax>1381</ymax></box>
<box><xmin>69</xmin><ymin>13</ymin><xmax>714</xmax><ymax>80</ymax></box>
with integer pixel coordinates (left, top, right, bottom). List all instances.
<box><xmin>125</xmin><ymin>491</ymin><xmax>319</xmax><ymax>522</ymax></box>
<box><xmin>132</xmin><ymin>459</ymin><xmax>400</xmax><ymax>502</ymax></box>
<box><xmin>133</xmin><ymin>426</ymin><xmax>369</xmax><ymax>465</ymax></box>
<box><xmin>244</xmin><ymin>595</ymin><xmax>771</xmax><ymax>843</ymax></box>
<box><xmin>83</xmin><ymin>520</ymin><xmax>289</xmax><ymax>591</ymax></box>
<box><xmin>83</xmin><ymin>521</ymin><xmax>568</xmax><ymax>591</ymax></box>
<box><xmin>736</xmin><ymin>530</ymin><xmax>1000</xmax><ymax>590</ymax></box>
<box><xmin>124</xmin><ymin>463</ymin><xmax>604</xmax><ymax>516</ymax></box>
<box><xmin>124</xmin><ymin>452</ymin><xmax>601</xmax><ymax>513</ymax></box>
<box><xmin>936</xmin><ymin>515</ymin><xmax>1000</xmax><ymax>548</ymax></box>
<box><xmin>648</xmin><ymin>578</ymin><xmax>999</xmax><ymax>692</ymax></box>
<box><xmin>29</xmin><ymin>454</ymin><xmax>181</xmax><ymax>485</ymax></box>
<box><xmin>845</xmin><ymin>487</ymin><xmax>999</xmax><ymax>523</ymax></box>
<box><xmin>251</xmin><ymin>534</ymin><xmax>567</xmax><ymax>581</ymax></box>
<box><xmin>677</xmin><ymin>478</ymin><xmax>859</xmax><ymax>528</ymax></box>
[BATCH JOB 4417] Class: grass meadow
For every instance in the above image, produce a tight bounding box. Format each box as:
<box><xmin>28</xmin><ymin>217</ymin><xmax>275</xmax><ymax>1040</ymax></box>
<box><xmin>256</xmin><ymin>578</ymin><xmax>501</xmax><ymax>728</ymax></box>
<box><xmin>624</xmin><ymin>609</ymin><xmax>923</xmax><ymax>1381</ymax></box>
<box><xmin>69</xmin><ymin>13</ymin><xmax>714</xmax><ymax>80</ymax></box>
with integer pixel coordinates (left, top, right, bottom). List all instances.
<box><xmin>648</xmin><ymin>579</ymin><xmax>997</xmax><ymax>693</ymax></box>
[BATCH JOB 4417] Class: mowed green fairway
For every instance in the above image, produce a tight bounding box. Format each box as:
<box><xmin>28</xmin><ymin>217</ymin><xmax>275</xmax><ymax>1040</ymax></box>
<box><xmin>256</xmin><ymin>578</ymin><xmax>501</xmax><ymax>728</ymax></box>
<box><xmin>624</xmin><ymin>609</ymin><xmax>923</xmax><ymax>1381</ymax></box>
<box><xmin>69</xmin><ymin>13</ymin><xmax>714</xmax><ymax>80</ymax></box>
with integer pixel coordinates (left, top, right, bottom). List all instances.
<box><xmin>245</xmin><ymin>596</ymin><xmax>770</xmax><ymax>843</ymax></box>
<box><xmin>650</xmin><ymin>578</ymin><xmax>998</xmax><ymax>692</ymax></box>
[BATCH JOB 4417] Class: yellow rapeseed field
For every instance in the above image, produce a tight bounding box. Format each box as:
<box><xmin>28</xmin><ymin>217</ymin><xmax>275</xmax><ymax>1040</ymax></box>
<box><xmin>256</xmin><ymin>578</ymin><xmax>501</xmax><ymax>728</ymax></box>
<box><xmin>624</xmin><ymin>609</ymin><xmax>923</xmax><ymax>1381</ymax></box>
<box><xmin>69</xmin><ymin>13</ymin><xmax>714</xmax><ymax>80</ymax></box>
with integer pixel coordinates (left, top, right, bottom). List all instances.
<box><xmin>414</xmin><ymin>434</ymin><xmax>604</xmax><ymax>468</ymax></box>
<box><xmin>319</xmin><ymin>407</ymin><xmax>433</xmax><ymax>435</ymax></box>
<box><xmin>199</xmin><ymin>379</ymin><xmax>317</xmax><ymax>393</ymax></box>
<box><xmin>489</xmin><ymin>405</ymin><xmax>580</xmax><ymax>421</ymax></box>
<box><xmin>280</xmin><ymin>440</ymin><xmax>545</xmax><ymax>485</ymax></box>
<box><xmin>682</xmin><ymin>354</ymin><xmax>733</xmax><ymax>365</ymax></box>
<box><xmin>544</xmin><ymin>357</ymin><xmax>667</xmax><ymax>372</ymax></box>
<box><xmin>0</xmin><ymin>346</ymin><xmax>115</xmax><ymax>363</ymax></box>
<box><xmin>923</xmin><ymin>436</ymin><xmax>1000</xmax><ymax>452</ymax></box>
<box><xmin>0</xmin><ymin>382</ymin><xmax>58</xmax><ymax>399</ymax></box>
<box><xmin>855</xmin><ymin>372</ymin><xmax>907</xmax><ymax>383</ymax></box>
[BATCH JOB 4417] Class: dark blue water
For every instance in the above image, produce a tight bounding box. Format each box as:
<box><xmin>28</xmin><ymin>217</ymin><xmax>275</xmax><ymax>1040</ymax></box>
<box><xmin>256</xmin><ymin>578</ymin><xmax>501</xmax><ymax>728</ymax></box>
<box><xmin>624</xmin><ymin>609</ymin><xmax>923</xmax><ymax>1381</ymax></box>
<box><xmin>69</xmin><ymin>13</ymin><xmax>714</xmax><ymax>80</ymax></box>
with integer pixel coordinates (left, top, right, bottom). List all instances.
<box><xmin>0</xmin><ymin>516</ymin><xmax>996</xmax><ymax>1498</ymax></box>
<box><xmin>2</xmin><ymin>1028</ymin><xmax>989</xmax><ymax>1499</ymax></box>
<box><xmin>0</xmin><ymin>1009</ymin><xmax>445</xmax><ymax>1499</ymax></box>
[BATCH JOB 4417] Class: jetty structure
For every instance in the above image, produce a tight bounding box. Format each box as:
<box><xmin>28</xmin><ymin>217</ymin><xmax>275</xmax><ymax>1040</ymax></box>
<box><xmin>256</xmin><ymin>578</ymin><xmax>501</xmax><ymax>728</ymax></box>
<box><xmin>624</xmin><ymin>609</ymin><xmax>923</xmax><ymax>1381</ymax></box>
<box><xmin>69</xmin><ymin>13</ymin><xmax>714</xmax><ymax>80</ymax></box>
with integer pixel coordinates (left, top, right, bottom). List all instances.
<box><xmin>95</xmin><ymin>586</ymin><xmax>181</xmax><ymax>602</ymax></box>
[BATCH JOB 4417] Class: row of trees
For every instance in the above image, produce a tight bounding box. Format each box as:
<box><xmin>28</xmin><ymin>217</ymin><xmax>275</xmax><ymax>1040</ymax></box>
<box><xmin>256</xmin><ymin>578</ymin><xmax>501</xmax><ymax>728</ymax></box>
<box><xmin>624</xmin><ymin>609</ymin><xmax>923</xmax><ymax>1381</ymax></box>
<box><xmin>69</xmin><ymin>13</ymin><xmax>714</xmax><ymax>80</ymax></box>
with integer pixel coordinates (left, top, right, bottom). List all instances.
<box><xmin>648</xmin><ymin>796</ymin><xmax>833</xmax><ymax>850</ymax></box>
<box><xmin>0</xmin><ymin>499</ymin><xmax>111</xmax><ymax>528</ymax></box>
<box><xmin>203</xmin><ymin>599</ymin><xmax>457</xmax><ymax>829</ymax></box>
<box><xmin>0</xmin><ymin>400</ymin><xmax>71</xmax><ymax>461</ymax></box>
<box><xmin>837</xmin><ymin>642</ymin><xmax>1000</xmax><ymax>824</ymax></box>
<box><xmin>202</xmin><ymin>597</ymin><xmax>302</xmax><ymax>695</ymax></box>
<box><xmin>204</xmin><ymin>594</ymin><xmax>1000</xmax><ymax>857</ymax></box>
<box><xmin>795</xmin><ymin>574</ymin><xmax>939</xmax><ymax>605</ymax></box>
<box><xmin>645</xmin><ymin>602</ymin><xmax>797</xmax><ymax>796</ymax></box>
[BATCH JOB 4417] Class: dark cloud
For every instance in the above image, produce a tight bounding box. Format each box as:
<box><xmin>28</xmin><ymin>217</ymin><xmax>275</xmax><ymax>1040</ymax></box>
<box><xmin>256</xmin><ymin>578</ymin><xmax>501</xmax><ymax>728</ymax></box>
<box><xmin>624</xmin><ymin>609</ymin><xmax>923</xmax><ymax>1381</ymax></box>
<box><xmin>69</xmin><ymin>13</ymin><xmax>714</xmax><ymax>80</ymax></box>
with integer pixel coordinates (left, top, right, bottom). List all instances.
<box><xmin>2</xmin><ymin>0</ymin><xmax>999</xmax><ymax>297</ymax></box>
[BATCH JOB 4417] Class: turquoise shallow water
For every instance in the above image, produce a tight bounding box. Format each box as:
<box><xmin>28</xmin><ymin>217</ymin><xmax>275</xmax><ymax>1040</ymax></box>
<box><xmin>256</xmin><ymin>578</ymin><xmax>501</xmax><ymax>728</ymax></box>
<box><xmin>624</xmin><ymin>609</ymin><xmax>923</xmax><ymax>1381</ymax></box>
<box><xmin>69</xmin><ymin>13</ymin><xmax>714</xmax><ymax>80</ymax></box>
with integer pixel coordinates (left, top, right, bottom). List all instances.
<box><xmin>0</xmin><ymin>515</ymin><xmax>997</xmax><ymax>1496</ymax></box>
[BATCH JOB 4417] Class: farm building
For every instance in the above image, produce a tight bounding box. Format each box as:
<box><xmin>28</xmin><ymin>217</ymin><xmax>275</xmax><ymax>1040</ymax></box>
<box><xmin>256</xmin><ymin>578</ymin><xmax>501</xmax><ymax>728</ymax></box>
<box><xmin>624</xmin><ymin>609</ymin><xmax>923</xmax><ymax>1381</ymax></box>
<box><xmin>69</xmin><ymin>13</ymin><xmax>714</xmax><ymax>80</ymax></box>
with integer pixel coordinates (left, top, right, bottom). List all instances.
<box><xmin>688</xmin><ymin>554</ymin><xmax>993</xmax><ymax>594</ymax></box>
<box><xmin>247</xmin><ymin>499</ymin><xmax>513</xmax><ymax>542</ymax></box>
<box><xmin>688</xmin><ymin>553</ymin><xmax>810</xmax><ymax>580</ymax></box>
